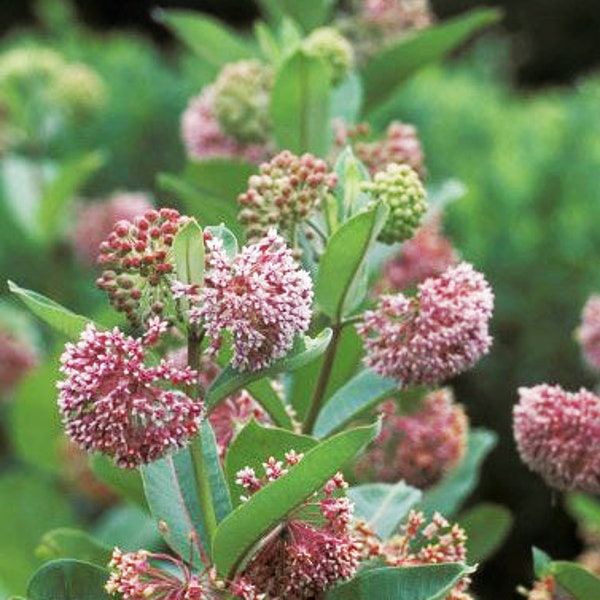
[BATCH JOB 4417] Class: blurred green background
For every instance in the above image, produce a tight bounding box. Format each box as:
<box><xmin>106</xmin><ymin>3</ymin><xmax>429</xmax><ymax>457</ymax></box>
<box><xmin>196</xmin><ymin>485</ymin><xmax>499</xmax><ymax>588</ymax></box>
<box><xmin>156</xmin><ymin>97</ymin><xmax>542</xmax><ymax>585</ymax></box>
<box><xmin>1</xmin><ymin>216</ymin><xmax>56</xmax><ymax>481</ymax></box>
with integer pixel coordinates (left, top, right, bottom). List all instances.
<box><xmin>1</xmin><ymin>1</ymin><xmax>599</xmax><ymax>598</ymax></box>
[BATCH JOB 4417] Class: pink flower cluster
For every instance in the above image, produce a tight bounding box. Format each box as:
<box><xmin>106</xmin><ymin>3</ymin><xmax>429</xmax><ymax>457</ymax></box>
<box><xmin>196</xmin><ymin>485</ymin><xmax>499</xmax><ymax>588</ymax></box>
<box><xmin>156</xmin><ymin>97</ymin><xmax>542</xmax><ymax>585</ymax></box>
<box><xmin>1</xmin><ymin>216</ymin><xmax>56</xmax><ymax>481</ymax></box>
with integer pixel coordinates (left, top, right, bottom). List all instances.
<box><xmin>57</xmin><ymin>321</ymin><xmax>203</xmax><ymax>468</ymax></box>
<box><xmin>359</xmin><ymin>262</ymin><xmax>493</xmax><ymax>385</ymax></box>
<box><xmin>71</xmin><ymin>192</ymin><xmax>153</xmax><ymax>266</ymax></box>
<box><xmin>198</xmin><ymin>229</ymin><xmax>313</xmax><ymax>372</ymax></box>
<box><xmin>106</xmin><ymin>548</ymin><xmax>207</xmax><ymax>599</ymax></box>
<box><xmin>362</xmin><ymin>0</ymin><xmax>434</xmax><ymax>35</ymax></box>
<box><xmin>236</xmin><ymin>454</ymin><xmax>360</xmax><ymax>599</ymax></box>
<box><xmin>577</xmin><ymin>294</ymin><xmax>600</xmax><ymax>370</ymax></box>
<box><xmin>0</xmin><ymin>327</ymin><xmax>37</xmax><ymax>398</ymax></box>
<box><xmin>181</xmin><ymin>87</ymin><xmax>271</xmax><ymax>163</ymax></box>
<box><xmin>513</xmin><ymin>384</ymin><xmax>600</xmax><ymax>494</ymax></box>
<box><xmin>334</xmin><ymin>119</ymin><xmax>426</xmax><ymax>179</ymax></box>
<box><xmin>378</xmin><ymin>216</ymin><xmax>459</xmax><ymax>292</ymax></box>
<box><xmin>356</xmin><ymin>388</ymin><xmax>468</xmax><ymax>488</ymax></box>
<box><xmin>96</xmin><ymin>207</ymin><xmax>187</xmax><ymax>327</ymax></box>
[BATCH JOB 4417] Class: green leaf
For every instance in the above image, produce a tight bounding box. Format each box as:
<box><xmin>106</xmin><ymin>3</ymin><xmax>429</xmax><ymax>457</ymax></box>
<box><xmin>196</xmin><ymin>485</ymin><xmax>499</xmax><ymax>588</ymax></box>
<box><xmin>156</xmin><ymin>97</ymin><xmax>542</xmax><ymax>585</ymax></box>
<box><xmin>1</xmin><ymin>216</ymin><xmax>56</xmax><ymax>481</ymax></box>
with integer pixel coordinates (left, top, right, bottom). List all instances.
<box><xmin>459</xmin><ymin>502</ymin><xmax>512</xmax><ymax>563</ymax></box>
<box><xmin>333</xmin><ymin>147</ymin><xmax>371</xmax><ymax>221</ymax></box>
<box><xmin>348</xmin><ymin>481</ymin><xmax>422</xmax><ymax>540</ymax></box>
<box><xmin>325</xmin><ymin>563</ymin><xmax>474</xmax><ymax>600</ymax></box>
<box><xmin>315</xmin><ymin>203</ymin><xmax>388</xmax><ymax>320</ymax></box>
<box><xmin>224</xmin><ymin>420</ymin><xmax>317</xmax><ymax>507</ymax></box>
<box><xmin>154</xmin><ymin>9</ymin><xmax>253</xmax><ymax>72</ymax></box>
<box><xmin>313</xmin><ymin>368</ymin><xmax>397</xmax><ymax>438</ymax></box>
<box><xmin>419</xmin><ymin>429</ymin><xmax>497</xmax><ymax>517</ymax></box>
<box><xmin>89</xmin><ymin>454</ymin><xmax>146</xmax><ymax>509</ymax></box>
<box><xmin>362</xmin><ymin>8</ymin><xmax>503</xmax><ymax>115</ymax></box>
<box><xmin>255</xmin><ymin>21</ymin><xmax>281</xmax><ymax>64</ymax></box>
<box><xmin>213</xmin><ymin>422</ymin><xmax>379</xmax><ymax>578</ymax></box>
<box><xmin>553</xmin><ymin>561</ymin><xmax>600</xmax><ymax>599</ymax></box>
<box><xmin>204</xmin><ymin>224</ymin><xmax>238</xmax><ymax>259</ymax></box>
<box><xmin>140</xmin><ymin>446</ymin><xmax>208</xmax><ymax>565</ymax></box>
<box><xmin>206</xmin><ymin>329</ymin><xmax>332</xmax><ymax>408</ymax></box>
<box><xmin>271</xmin><ymin>49</ymin><xmax>332</xmax><ymax>156</ymax></box>
<box><xmin>255</xmin><ymin>0</ymin><xmax>334</xmax><ymax>31</ymax></box>
<box><xmin>199</xmin><ymin>421</ymin><xmax>233</xmax><ymax>523</ymax></box>
<box><xmin>158</xmin><ymin>159</ymin><xmax>255</xmax><ymax>241</ymax></box>
<box><xmin>36</xmin><ymin>529</ymin><xmax>112</xmax><ymax>567</ymax></box>
<box><xmin>38</xmin><ymin>152</ymin><xmax>104</xmax><ymax>243</ymax></box>
<box><xmin>8</xmin><ymin>281</ymin><xmax>90</xmax><ymax>339</ymax></box>
<box><xmin>533</xmin><ymin>547</ymin><xmax>553</xmax><ymax>578</ymax></box>
<box><xmin>245</xmin><ymin>378</ymin><xmax>294</xmax><ymax>429</ymax></box>
<box><xmin>173</xmin><ymin>218</ymin><xmax>205</xmax><ymax>287</ymax></box>
<box><xmin>565</xmin><ymin>493</ymin><xmax>600</xmax><ymax>532</ymax></box>
<box><xmin>27</xmin><ymin>560</ymin><xmax>109</xmax><ymax>600</ymax></box>
<box><xmin>0</xmin><ymin>473</ymin><xmax>76</xmax><ymax>594</ymax></box>
<box><xmin>9</xmin><ymin>356</ymin><xmax>63</xmax><ymax>473</ymax></box>
<box><xmin>331</xmin><ymin>72</ymin><xmax>363</xmax><ymax>124</ymax></box>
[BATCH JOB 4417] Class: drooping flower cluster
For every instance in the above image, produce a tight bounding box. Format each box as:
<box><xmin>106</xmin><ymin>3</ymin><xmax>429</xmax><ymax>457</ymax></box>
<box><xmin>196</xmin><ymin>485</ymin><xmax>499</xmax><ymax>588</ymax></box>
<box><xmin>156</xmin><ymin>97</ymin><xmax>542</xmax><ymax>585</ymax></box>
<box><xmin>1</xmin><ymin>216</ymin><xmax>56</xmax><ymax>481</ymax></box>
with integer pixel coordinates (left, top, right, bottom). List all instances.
<box><xmin>576</xmin><ymin>294</ymin><xmax>600</xmax><ymax>370</ymax></box>
<box><xmin>181</xmin><ymin>87</ymin><xmax>271</xmax><ymax>163</ymax></box>
<box><xmin>362</xmin><ymin>162</ymin><xmax>427</xmax><ymax>244</ymax></box>
<box><xmin>71</xmin><ymin>192</ymin><xmax>153</xmax><ymax>266</ymax></box>
<box><xmin>356</xmin><ymin>388</ymin><xmax>468</xmax><ymax>488</ymax></box>
<box><xmin>198</xmin><ymin>229</ymin><xmax>313</xmax><ymax>372</ymax></box>
<box><xmin>235</xmin><ymin>454</ymin><xmax>360</xmax><ymax>599</ymax></box>
<box><xmin>238</xmin><ymin>151</ymin><xmax>337</xmax><ymax>243</ymax></box>
<box><xmin>96</xmin><ymin>207</ymin><xmax>188</xmax><ymax>327</ymax></box>
<box><xmin>513</xmin><ymin>384</ymin><xmax>600</xmax><ymax>494</ymax></box>
<box><xmin>57</xmin><ymin>320</ymin><xmax>203</xmax><ymax>468</ymax></box>
<box><xmin>377</xmin><ymin>216</ymin><xmax>459</xmax><ymax>292</ymax></box>
<box><xmin>212</xmin><ymin>60</ymin><xmax>273</xmax><ymax>144</ymax></box>
<box><xmin>303</xmin><ymin>27</ymin><xmax>355</xmax><ymax>86</ymax></box>
<box><xmin>359</xmin><ymin>262</ymin><xmax>494</xmax><ymax>385</ymax></box>
<box><xmin>106</xmin><ymin>548</ymin><xmax>208</xmax><ymax>599</ymax></box>
<box><xmin>334</xmin><ymin>119</ymin><xmax>426</xmax><ymax>179</ymax></box>
<box><xmin>0</xmin><ymin>326</ymin><xmax>38</xmax><ymax>398</ymax></box>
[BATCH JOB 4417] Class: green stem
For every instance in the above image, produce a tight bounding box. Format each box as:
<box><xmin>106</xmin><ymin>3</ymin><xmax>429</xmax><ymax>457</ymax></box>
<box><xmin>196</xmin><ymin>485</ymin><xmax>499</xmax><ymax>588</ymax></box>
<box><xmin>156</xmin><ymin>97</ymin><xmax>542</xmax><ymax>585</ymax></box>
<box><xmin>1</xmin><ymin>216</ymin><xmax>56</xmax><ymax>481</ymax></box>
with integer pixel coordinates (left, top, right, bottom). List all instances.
<box><xmin>187</xmin><ymin>329</ymin><xmax>218</xmax><ymax>547</ymax></box>
<box><xmin>302</xmin><ymin>323</ymin><xmax>342</xmax><ymax>434</ymax></box>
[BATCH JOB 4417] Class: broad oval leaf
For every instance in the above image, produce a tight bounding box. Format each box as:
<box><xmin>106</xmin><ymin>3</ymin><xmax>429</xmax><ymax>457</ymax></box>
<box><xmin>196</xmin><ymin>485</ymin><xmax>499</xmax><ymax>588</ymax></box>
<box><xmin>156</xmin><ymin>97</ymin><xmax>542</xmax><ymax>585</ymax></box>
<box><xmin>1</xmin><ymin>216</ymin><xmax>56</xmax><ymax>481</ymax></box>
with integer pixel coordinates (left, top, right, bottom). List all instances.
<box><xmin>362</xmin><ymin>8</ymin><xmax>502</xmax><ymax>115</ymax></box>
<box><xmin>271</xmin><ymin>49</ymin><xmax>332</xmax><ymax>156</ymax></box>
<box><xmin>325</xmin><ymin>563</ymin><xmax>474</xmax><ymax>600</ymax></box>
<box><xmin>255</xmin><ymin>0</ymin><xmax>334</xmax><ymax>32</ymax></box>
<box><xmin>213</xmin><ymin>422</ymin><xmax>379</xmax><ymax>578</ymax></box>
<box><xmin>553</xmin><ymin>561</ymin><xmax>600</xmax><ymax>599</ymax></box>
<box><xmin>313</xmin><ymin>368</ymin><xmax>397</xmax><ymax>438</ymax></box>
<box><xmin>27</xmin><ymin>560</ymin><xmax>109</xmax><ymax>600</ymax></box>
<box><xmin>154</xmin><ymin>9</ymin><xmax>253</xmax><ymax>71</ymax></box>
<box><xmin>8</xmin><ymin>280</ymin><xmax>91</xmax><ymax>339</ymax></box>
<box><xmin>459</xmin><ymin>502</ymin><xmax>513</xmax><ymax>563</ymax></box>
<box><xmin>331</xmin><ymin>72</ymin><xmax>363</xmax><ymax>124</ymax></box>
<box><xmin>89</xmin><ymin>454</ymin><xmax>146</xmax><ymax>509</ymax></box>
<box><xmin>419</xmin><ymin>429</ymin><xmax>497</xmax><ymax>517</ymax></box>
<box><xmin>348</xmin><ymin>481</ymin><xmax>422</xmax><ymax>540</ymax></box>
<box><xmin>206</xmin><ymin>329</ymin><xmax>332</xmax><ymax>408</ymax></box>
<box><xmin>245</xmin><ymin>378</ymin><xmax>294</xmax><ymax>429</ymax></box>
<box><xmin>173</xmin><ymin>218</ymin><xmax>205</xmax><ymax>287</ymax></box>
<box><xmin>566</xmin><ymin>493</ymin><xmax>600</xmax><ymax>532</ymax></box>
<box><xmin>204</xmin><ymin>224</ymin><xmax>238</xmax><ymax>259</ymax></box>
<box><xmin>141</xmin><ymin>445</ymin><xmax>208</xmax><ymax>565</ymax></box>
<box><xmin>225</xmin><ymin>420</ymin><xmax>317</xmax><ymax>507</ymax></box>
<box><xmin>315</xmin><ymin>204</ymin><xmax>388</xmax><ymax>320</ymax></box>
<box><xmin>36</xmin><ymin>529</ymin><xmax>112</xmax><ymax>567</ymax></box>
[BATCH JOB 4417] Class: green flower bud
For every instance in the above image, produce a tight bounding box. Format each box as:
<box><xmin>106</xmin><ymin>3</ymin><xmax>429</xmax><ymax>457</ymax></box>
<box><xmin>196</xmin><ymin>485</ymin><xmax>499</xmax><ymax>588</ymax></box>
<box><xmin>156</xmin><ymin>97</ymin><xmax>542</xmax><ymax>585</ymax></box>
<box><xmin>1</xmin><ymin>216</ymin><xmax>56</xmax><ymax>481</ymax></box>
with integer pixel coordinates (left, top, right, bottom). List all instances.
<box><xmin>303</xmin><ymin>27</ymin><xmax>355</xmax><ymax>86</ymax></box>
<box><xmin>362</xmin><ymin>163</ymin><xmax>427</xmax><ymax>244</ymax></box>
<box><xmin>212</xmin><ymin>59</ymin><xmax>273</xmax><ymax>144</ymax></box>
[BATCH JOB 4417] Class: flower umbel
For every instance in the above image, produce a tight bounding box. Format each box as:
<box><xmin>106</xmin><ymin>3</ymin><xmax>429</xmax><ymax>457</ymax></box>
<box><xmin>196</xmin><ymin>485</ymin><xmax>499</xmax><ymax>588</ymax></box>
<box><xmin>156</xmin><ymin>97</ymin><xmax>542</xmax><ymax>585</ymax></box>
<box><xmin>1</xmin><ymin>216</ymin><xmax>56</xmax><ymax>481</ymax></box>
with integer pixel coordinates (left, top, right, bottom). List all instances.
<box><xmin>513</xmin><ymin>384</ymin><xmax>600</xmax><ymax>494</ymax></box>
<box><xmin>238</xmin><ymin>151</ymin><xmax>337</xmax><ymax>244</ymax></box>
<box><xmin>58</xmin><ymin>321</ymin><xmax>202</xmax><ymax>468</ymax></box>
<box><xmin>362</xmin><ymin>162</ymin><xmax>427</xmax><ymax>244</ymax></box>
<box><xmin>359</xmin><ymin>262</ymin><xmax>494</xmax><ymax>385</ymax></box>
<box><xmin>0</xmin><ymin>327</ymin><xmax>38</xmax><ymax>398</ymax></box>
<box><xmin>198</xmin><ymin>229</ymin><xmax>313</xmax><ymax>372</ymax></box>
<box><xmin>356</xmin><ymin>388</ymin><xmax>468</xmax><ymax>488</ymax></box>
<box><xmin>577</xmin><ymin>294</ymin><xmax>600</xmax><ymax>370</ymax></box>
<box><xmin>303</xmin><ymin>27</ymin><xmax>354</xmax><ymax>86</ymax></box>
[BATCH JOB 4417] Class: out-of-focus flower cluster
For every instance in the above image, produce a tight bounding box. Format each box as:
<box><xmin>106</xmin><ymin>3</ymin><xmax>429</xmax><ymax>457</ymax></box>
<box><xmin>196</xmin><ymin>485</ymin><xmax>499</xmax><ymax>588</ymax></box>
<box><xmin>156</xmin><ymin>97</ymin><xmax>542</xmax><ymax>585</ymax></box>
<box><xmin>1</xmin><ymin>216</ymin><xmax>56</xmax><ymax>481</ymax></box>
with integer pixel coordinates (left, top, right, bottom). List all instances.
<box><xmin>377</xmin><ymin>216</ymin><xmax>459</xmax><ymax>292</ymax></box>
<box><xmin>71</xmin><ymin>192</ymin><xmax>153</xmax><ymax>266</ymax></box>
<box><xmin>238</xmin><ymin>151</ymin><xmax>337</xmax><ymax>244</ymax></box>
<box><xmin>58</xmin><ymin>320</ymin><xmax>203</xmax><ymax>468</ymax></box>
<box><xmin>0</xmin><ymin>325</ymin><xmax>38</xmax><ymax>399</ymax></box>
<box><xmin>356</xmin><ymin>388</ymin><xmax>468</xmax><ymax>488</ymax></box>
<box><xmin>359</xmin><ymin>262</ymin><xmax>494</xmax><ymax>385</ymax></box>
<box><xmin>513</xmin><ymin>384</ymin><xmax>600</xmax><ymax>495</ymax></box>
<box><xmin>577</xmin><ymin>295</ymin><xmax>600</xmax><ymax>371</ymax></box>
<box><xmin>303</xmin><ymin>27</ymin><xmax>355</xmax><ymax>86</ymax></box>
